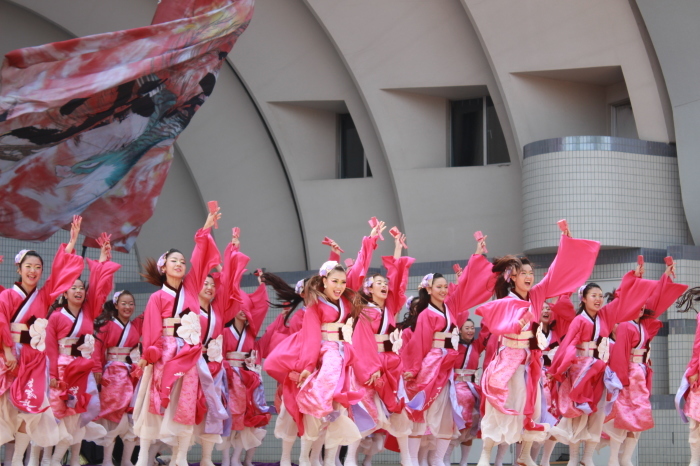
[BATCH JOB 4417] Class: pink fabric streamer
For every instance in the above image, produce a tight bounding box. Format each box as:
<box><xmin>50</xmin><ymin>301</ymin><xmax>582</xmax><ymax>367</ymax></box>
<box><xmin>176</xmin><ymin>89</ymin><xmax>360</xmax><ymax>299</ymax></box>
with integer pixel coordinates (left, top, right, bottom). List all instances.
<box><xmin>0</xmin><ymin>0</ymin><xmax>254</xmax><ymax>252</ymax></box>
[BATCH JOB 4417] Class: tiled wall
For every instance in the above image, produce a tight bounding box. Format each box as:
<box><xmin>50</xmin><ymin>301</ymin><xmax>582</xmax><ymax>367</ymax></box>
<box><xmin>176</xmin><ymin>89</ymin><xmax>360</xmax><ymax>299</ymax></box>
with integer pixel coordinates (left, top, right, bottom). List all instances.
<box><xmin>522</xmin><ymin>139</ymin><xmax>691</xmax><ymax>253</ymax></box>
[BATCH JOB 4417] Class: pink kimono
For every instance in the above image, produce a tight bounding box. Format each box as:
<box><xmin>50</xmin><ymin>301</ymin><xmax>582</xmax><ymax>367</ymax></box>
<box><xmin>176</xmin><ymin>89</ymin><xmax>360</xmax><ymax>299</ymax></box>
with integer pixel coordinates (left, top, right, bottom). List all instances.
<box><xmin>221</xmin><ymin>245</ymin><xmax>271</xmax><ymax>435</ymax></box>
<box><xmin>134</xmin><ymin>228</ymin><xmax>220</xmax><ymax>442</ymax></box>
<box><xmin>351</xmin><ymin>255</ymin><xmax>415</xmax><ymax>435</ymax></box>
<box><xmin>402</xmin><ymin>253</ymin><xmax>494</xmax><ymax>438</ymax></box>
<box><xmin>47</xmin><ymin>258</ymin><xmax>120</xmax><ymax>442</ymax></box>
<box><xmin>477</xmin><ymin>234</ymin><xmax>600</xmax><ymax>444</ymax></box>
<box><xmin>264</xmin><ymin>236</ymin><xmax>377</xmax><ymax>439</ymax></box>
<box><xmin>94</xmin><ymin>315</ymin><xmax>143</xmax><ymax>424</ymax></box>
<box><xmin>453</xmin><ymin>326</ymin><xmax>491</xmax><ymax>440</ymax></box>
<box><xmin>680</xmin><ymin>313</ymin><xmax>700</xmax><ymax>429</ymax></box>
<box><xmin>0</xmin><ymin>245</ymin><xmax>83</xmax><ymax>447</ymax></box>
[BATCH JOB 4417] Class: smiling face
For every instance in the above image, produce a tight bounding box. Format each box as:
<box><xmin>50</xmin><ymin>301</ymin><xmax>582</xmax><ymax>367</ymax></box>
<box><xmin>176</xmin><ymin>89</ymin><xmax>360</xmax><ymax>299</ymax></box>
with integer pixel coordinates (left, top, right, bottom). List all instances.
<box><xmin>116</xmin><ymin>293</ymin><xmax>135</xmax><ymax>322</ymax></box>
<box><xmin>582</xmin><ymin>286</ymin><xmax>604</xmax><ymax>314</ymax></box>
<box><xmin>323</xmin><ymin>269</ymin><xmax>347</xmax><ymax>301</ymax></box>
<box><xmin>428</xmin><ymin>277</ymin><xmax>449</xmax><ymax>304</ymax></box>
<box><xmin>18</xmin><ymin>255</ymin><xmax>43</xmax><ymax>290</ymax></box>
<box><xmin>163</xmin><ymin>252</ymin><xmax>186</xmax><ymax>280</ymax></box>
<box><xmin>540</xmin><ymin>302</ymin><xmax>552</xmax><ymax>324</ymax></box>
<box><xmin>369</xmin><ymin>275</ymin><xmax>389</xmax><ymax>302</ymax></box>
<box><xmin>460</xmin><ymin>320</ymin><xmax>475</xmax><ymax>341</ymax></box>
<box><xmin>199</xmin><ymin>276</ymin><xmax>216</xmax><ymax>304</ymax></box>
<box><xmin>64</xmin><ymin>279</ymin><xmax>86</xmax><ymax>308</ymax></box>
<box><xmin>513</xmin><ymin>264</ymin><xmax>534</xmax><ymax>297</ymax></box>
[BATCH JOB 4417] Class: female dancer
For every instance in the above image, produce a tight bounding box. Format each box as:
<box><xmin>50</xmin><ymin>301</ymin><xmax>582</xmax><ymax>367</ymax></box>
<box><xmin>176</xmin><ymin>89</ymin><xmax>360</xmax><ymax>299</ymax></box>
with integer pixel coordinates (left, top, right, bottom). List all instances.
<box><xmin>46</xmin><ymin>238</ymin><xmax>118</xmax><ymax>466</ymax></box>
<box><xmin>677</xmin><ymin>286</ymin><xmax>700</xmax><ymax>466</ymax></box>
<box><xmin>401</xmin><ymin>234</ymin><xmax>493</xmax><ymax>466</ymax></box>
<box><xmin>0</xmin><ymin>216</ymin><xmax>84</xmax><ymax>466</ymax></box>
<box><xmin>475</xmin><ymin>225</ymin><xmax>601</xmax><ymax>466</ymax></box>
<box><xmin>605</xmin><ymin>261</ymin><xmax>685</xmax><ymax>465</ymax></box>
<box><xmin>347</xmin><ymin>231</ymin><xmax>414</xmax><ymax>466</ymax></box>
<box><xmin>219</xmin><ymin>233</ymin><xmax>272</xmax><ymax>466</ymax></box>
<box><xmin>132</xmin><ymin>210</ymin><xmax>222</xmax><ymax>466</ymax></box>
<box><xmin>548</xmin><ymin>263</ymin><xmax>658</xmax><ymax>466</ymax></box>
<box><xmin>446</xmin><ymin>318</ymin><xmax>491</xmax><ymax>466</ymax></box>
<box><xmin>93</xmin><ymin>290</ymin><xmax>143</xmax><ymax>466</ymax></box>
<box><xmin>266</xmin><ymin>221</ymin><xmax>382</xmax><ymax>466</ymax></box>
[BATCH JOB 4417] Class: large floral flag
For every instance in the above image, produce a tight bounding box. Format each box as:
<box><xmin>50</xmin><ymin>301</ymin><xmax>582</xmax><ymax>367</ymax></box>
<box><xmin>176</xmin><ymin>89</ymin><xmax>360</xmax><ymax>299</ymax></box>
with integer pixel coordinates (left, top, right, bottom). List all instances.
<box><xmin>0</xmin><ymin>0</ymin><xmax>254</xmax><ymax>251</ymax></box>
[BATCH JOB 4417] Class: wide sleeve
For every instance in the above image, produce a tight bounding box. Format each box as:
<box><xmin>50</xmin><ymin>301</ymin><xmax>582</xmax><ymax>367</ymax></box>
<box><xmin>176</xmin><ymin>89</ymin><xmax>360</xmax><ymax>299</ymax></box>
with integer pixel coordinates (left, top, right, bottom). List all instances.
<box><xmin>548</xmin><ymin>317</ymin><xmax>586</xmax><ymax>381</ymax></box>
<box><xmin>609</xmin><ymin>322</ymin><xmax>635</xmax><ymax>386</ymax></box>
<box><xmin>474</xmin><ymin>298</ymin><xmax>531</xmax><ymax>336</ymax></box>
<box><xmin>446</xmin><ymin>254</ymin><xmax>496</xmax><ymax>326</ymax></box>
<box><xmin>646</xmin><ymin>274</ymin><xmax>688</xmax><ymax>319</ymax></box>
<box><xmin>86</xmin><ymin>258</ymin><xmax>121</xmax><ymax>322</ymax></box>
<box><xmin>402</xmin><ymin>311</ymin><xmax>435</xmax><ymax>376</ymax></box>
<box><xmin>687</xmin><ymin>313</ymin><xmax>700</xmax><ymax>378</ymax></box>
<box><xmin>382</xmin><ymin>255</ymin><xmax>415</xmax><ymax>318</ymax></box>
<box><xmin>0</xmin><ymin>293</ymin><xmax>13</xmax><ymax>348</ymax></box>
<box><xmin>46</xmin><ymin>314</ymin><xmax>61</xmax><ymax>379</ymax></box>
<box><xmin>474</xmin><ymin>324</ymin><xmax>492</xmax><ymax>353</ymax></box>
<box><xmin>221</xmin><ymin>247</ymin><xmax>251</xmax><ymax>323</ymax></box>
<box><xmin>37</xmin><ymin>244</ymin><xmax>85</xmax><ymax>316</ymax></box>
<box><xmin>184</xmin><ymin>228</ymin><xmax>221</xmax><ymax>297</ymax></box>
<box><xmin>329</xmin><ymin>250</ymin><xmax>341</xmax><ymax>262</ymax></box>
<box><xmin>257</xmin><ymin>313</ymin><xmax>288</xmax><ymax>359</ymax></box>
<box><xmin>528</xmin><ymin>235</ymin><xmax>601</xmax><ymax>321</ymax></box>
<box><xmin>247</xmin><ymin>283</ymin><xmax>269</xmax><ymax>338</ymax></box>
<box><xmin>599</xmin><ymin>271</ymin><xmax>657</xmax><ymax>331</ymax></box>
<box><xmin>351</xmin><ymin>314</ymin><xmax>383</xmax><ymax>384</ymax></box>
<box><xmin>346</xmin><ymin>236</ymin><xmax>379</xmax><ymax>291</ymax></box>
<box><xmin>297</xmin><ymin>302</ymin><xmax>322</xmax><ymax>373</ymax></box>
<box><xmin>141</xmin><ymin>294</ymin><xmax>165</xmax><ymax>364</ymax></box>
<box><xmin>550</xmin><ymin>293</ymin><xmax>576</xmax><ymax>337</ymax></box>
<box><xmin>93</xmin><ymin>326</ymin><xmax>107</xmax><ymax>373</ymax></box>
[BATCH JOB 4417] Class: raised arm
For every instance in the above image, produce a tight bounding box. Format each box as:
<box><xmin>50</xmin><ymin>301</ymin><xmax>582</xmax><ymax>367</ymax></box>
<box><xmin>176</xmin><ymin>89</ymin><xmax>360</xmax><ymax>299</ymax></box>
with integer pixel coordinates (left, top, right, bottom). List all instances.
<box><xmin>645</xmin><ymin>263</ymin><xmax>688</xmax><ymax>321</ymax></box>
<box><xmin>86</xmin><ymin>246</ymin><xmax>121</xmax><ymax>322</ymax></box>
<box><xmin>446</xmin><ymin>236</ymin><xmax>493</xmax><ymax>323</ymax></box>
<box><xmin>599</xmin><ymin>269</ymin><xmax>657</xmax><ymax>331</ymax></box>
<box><xmin>382</xmin><ymin>233</ymin><xmax>415</xmax><ymax>317</ymax></box>
<box><xmin>346</xmin><ymin>224</ymin><xmax>382</xmax><ymax>291</ymax></box>
<box><xmin>39</xmin><ymin>217</ymin><xmax>86</xmax><ymax>311</ymax></box>
<box><xmin>184</xmin><ymin>211</ymin><xmax>222</xmax><ymax>296</ymax></box>
<box><xmin>529</xmin><ymin>230</ymin><xmax>601</xmax><ymax>321</ymax></box>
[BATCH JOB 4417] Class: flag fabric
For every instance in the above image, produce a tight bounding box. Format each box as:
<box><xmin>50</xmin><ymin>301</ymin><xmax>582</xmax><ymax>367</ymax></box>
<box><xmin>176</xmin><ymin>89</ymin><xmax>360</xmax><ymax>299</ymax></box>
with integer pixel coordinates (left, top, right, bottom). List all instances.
<box><xmin>0</xmin><ymin>0</ymin><xmax>254</xmax><ymax>251</ymax></box>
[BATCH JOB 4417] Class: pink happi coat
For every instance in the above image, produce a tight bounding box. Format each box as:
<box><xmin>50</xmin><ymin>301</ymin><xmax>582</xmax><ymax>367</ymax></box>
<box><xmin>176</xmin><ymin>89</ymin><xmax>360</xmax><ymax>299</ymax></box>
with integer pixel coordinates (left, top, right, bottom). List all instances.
<box><xmin>0</xmin><ymin>245</ymin><xmax>84</xmax><ymax>416</ymax></box>
<box><xmin>221</xmin><ymin>245</ymin><xmax>271</xmax><ymax>431</ymax></box>
<box><xmin>94</xmin><ymin>315</ymin><xmax>143</xmax><ymax>423</ymax></box>
<box><xmin>549</xmin><ymin>271</ymin><xmax>658</xmax><ymax>418</ymax></box>
<box><xmin>477</xmin><ymin>236</ymin><xmax>599</xmax><ymax>425</ymax></box>
<box><xmin>47</xmin><ymin>258</ymin><xmax>120</xmax><ymax>422</ymax></box>
<box><xmin>264</xmin><ymin>235</ymin><xmax>377</xmax><ymax>436</ymax></box>
<box><xmin>402</xmin><ymin>253</ymin><xmax>495</xmax><ymax>424</ymax></box>
<box><xmin>453</xmin><ymin>327</ymin><xmax>491</xmax><ymax>437</ymax></box>
<box><xmin>605</xmin><ymin>275</ymin><xmax>686</xmax><ymax>432</ymax></box>
<box><xmin>140</xmin><ymin>228</ymin><xmax>219</xmax><ymax>426</ymax></box>
<box><xmin>352</xmin><ymin>255</ymin><xmax>415</xmax><ymax>431</ymax></box>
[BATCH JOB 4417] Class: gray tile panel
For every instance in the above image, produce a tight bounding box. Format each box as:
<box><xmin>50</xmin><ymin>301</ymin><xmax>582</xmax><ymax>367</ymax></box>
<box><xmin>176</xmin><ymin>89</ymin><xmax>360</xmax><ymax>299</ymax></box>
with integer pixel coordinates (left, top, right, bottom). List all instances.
<box><xmin>524</xmin><ymin>136</ymin><xmax>677</xmax><ymax>158</ymax></box>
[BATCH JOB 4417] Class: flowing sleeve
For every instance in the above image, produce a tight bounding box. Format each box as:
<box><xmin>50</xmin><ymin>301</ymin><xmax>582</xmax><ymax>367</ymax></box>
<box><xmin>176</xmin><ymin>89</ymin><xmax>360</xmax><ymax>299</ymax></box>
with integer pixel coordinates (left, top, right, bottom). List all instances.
<box><xmin>474</xmin><ymin>298</ymin><xmax>530</xmax><ymax>336</ymax></box>
<box><xmin>382</xmin><ymin>255</ymin><xmax>415</xmax><ymax>318</ymax></box>
<box><xmin>550</xmin><ymin>293</ymin><xmax>576</xmax><ymax>337</ymax></box>
<box><xmin>599</xmin><ymin>272</ymin><xmax>657</xmax><ymax>332</ymax></box>
<box><xmin>36</xmin><ymin>244</ymin><xmax>85</xmax><ymax>317</ymax></box>
<box><xmin>297</xmin><ymin>302</ymin><xmax>322</xmax><ymax>373</ymax></box>
<box><xmin>46</xmin><ymin>313</ymin><xmax>61</xmax><ymax>379</ymax></box>
<box><xmin>0</xmin><ymin>292</ymin><xmax>13</xmax><ymax>348</ymax></box>
<box><xmin>351</xmin><ymin>314</ymin><xmax>382</xmax><ymax>384</ymax></box>
<box><xmin>86</xmin><ymin>258</ymin><xmax>121</xmax><ymax>322</ymax></box>
<box><xmin>548</xmin><ymin>317</ymin><xmax>586</xmax><ymax>381</ymax></box>
<box><xmin>402</xmin><ymin>311</ymin><xmax>435</xmax><ymax>376</ymax></box>
<box><xmin>184</xmin><ymin>228</ymin><xmax>221</xmax><ymax>298</ymax></box>
<box><xmin>528</xmin><ymin>235</ymin><xmax>600</xmax><ymax>321</ymax></box>
<box><xmin>687</xmin><ymin>313</ymin><xmax>700</xmax><ymax>378</ymax></box>
<box><xmin>221</xmin><ymin>247</ymin><xmax>250</xmax><ymax>323</ymax></box>
<box><xmin>257</xmin><ymin>312</ymin><xmax>288</xmax><ymax>359</ymax></box>
<box><xmin>93</xmin><ymin>326</ymin><xmax>107</xmax><ymax>373</ymax></box>
<box><xmin>141</xmin><ymin>294</ymin><xmax>165</xmax><ymax>364</ymax></box>
<box><xmin>446</xmin><ymin>254</ymin><xmax>496</xmax><ymax>326</ymax></box>
<box><xmin>329</xmin><ymin>250</ymin><xmax>340</xmax><ymax>262</ymax></box>
<box><xmin>609</xmin><ymin>322</ymin><xmax>635</xmax><ymax>386</ymax></box>
<box><xmin>646</xmin><ymin>274</ymin><xmax>688</xmax><ymax>319</ymax></box>
<box><xmin>346</xmin><ymin>236</ymin><xmax>379</xmax><ymax>291</ymax></box>
<box><xmin>247</xmin><ymin>283</ymin><xmax>269</xmax><ymax>338</ymax></box>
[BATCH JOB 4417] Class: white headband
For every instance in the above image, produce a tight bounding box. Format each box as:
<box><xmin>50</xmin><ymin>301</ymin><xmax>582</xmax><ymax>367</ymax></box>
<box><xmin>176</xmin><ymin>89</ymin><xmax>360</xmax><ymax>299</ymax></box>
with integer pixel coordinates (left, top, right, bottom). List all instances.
<box><xmin>319</xmin><ymin>261</ymin><xmax>339</xmax><ymax>277</ymax></box>
<box><xmin>113</xmin><ymin>290</ymin><xmax>124</xmax><ymax>304</ymax></box>
<box><xmin>15</xmin><ymin>249</ymin><xmax>30</xmax><ymax>265</ymax></box>
<box><xmin>418</xmin><ymin>273</ymin><xmax>434</xmax><ymax>290</ymax></box>
<box><xmin>295</xmin><ymin>279</ymin><xmax>305</xmax><ymax>295</ymax></box>
<box><xmin>157</xmin><ymin>252</ymin><xmax>168</xmax><ymax>272</ymax></box>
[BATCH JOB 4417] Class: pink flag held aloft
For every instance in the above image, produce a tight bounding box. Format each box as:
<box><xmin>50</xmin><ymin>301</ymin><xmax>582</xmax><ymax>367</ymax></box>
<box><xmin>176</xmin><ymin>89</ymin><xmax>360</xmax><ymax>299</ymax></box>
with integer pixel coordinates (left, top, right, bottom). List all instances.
<box><xmin>0</xmin><ymin>0</ymin><xmax>255</xmax><ymax>252</ymax></box>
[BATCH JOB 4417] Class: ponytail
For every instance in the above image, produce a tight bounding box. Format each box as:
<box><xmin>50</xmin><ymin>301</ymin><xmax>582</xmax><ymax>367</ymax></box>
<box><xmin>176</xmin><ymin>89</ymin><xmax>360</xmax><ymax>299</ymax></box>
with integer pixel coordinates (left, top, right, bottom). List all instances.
<box><xmin>140</xmin><ymin>249</ymin><xmax>182</xmax><ymax>287</ymax></box>
<box><xmin>677</xmin><ymin>287</ymin><xmax>700</xmax><ymax>314</ymax></box>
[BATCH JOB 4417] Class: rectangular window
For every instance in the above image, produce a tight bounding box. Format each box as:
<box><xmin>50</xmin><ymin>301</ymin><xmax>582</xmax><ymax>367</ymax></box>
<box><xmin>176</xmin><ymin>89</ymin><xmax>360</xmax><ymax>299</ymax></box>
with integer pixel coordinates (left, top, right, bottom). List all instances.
<box><xmin>611</xmin><ymin>100</ymin><xmax>638</xmax><ymax>139</ymax></box>
<box><xmin>450</xmin><ymin>97</ymin><xmax>509</xmax><ymax>167</ymax></box>
<box><xmin>339</xmin><ymin>113</ymin><xmax>371</xmax><ymax>178</ymax></box>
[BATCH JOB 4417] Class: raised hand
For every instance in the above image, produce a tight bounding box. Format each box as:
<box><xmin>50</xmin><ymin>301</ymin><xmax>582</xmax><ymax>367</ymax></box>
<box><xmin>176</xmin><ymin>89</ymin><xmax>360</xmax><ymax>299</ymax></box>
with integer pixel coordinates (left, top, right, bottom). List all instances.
<box><xmin>475</xmin><ymin>234</ymin><xmax>488</xmax><ymax>255</ymax></box>
<box><xmin>370</xmin><ymin>220</ymin><xmax>386</xmax><ymax>238</ymax></box>
<box><xmin>204</xmin><ymin>208</ymin><xmax>221</xmax><ymax>230</ymax></box>
<box><xmin>66</xmin><ymin>215</ymin><xmax>82</xmax><ymax>253</ymax></box>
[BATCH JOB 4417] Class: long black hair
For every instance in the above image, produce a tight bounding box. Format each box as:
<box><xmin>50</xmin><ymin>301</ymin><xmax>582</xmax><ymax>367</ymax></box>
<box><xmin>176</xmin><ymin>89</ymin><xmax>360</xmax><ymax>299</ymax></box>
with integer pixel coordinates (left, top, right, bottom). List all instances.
<box><xmin>677</xmin><ymin>287</ymin><xmax>700</xmax><ymax>313</ymax></box>
<box><xmin>400</xmin><ymin>273</ymin><xmax>445</xmax><ymax>331</ymax></box>
<box><xmin>260</xmin><ymin>272</ymin><xmax>307</xmax><ymax>326</ymax></box>
<box><xmin>94</xmin><ymin>290</ymin><xmax>135</xmax><ymax>334</ymax></box>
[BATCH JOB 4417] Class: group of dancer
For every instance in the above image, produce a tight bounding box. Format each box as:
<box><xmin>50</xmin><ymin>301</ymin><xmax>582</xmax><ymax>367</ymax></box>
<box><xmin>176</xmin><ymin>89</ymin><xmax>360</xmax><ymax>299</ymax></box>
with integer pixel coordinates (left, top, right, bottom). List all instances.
<box><xmin>0</xmin><ymin>209</ymin><xmax>698</xmax><ymax>466</ymax></box>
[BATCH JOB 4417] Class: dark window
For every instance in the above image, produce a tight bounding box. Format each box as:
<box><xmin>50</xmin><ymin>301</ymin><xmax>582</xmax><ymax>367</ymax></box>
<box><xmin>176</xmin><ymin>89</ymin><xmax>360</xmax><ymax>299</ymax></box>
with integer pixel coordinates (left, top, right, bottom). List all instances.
<box><xmin>450</xmin><ymin>97</ymin><xmax>509</xmax><ymax>166</ymax></box>
<box><xmin>339</xmin><ymin>113</ymin><xmax>370</xmax><ymax>178</ymax></box>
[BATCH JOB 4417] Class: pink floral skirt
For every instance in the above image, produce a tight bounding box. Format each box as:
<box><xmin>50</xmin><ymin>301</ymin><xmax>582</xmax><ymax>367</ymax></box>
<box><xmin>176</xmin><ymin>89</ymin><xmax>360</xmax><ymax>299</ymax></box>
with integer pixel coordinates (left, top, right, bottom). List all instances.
<box><xmin>99</xmin><ymin>362</ymin><xmax>137</xmax><ymax>424</ymax></box>
<box><xmin>149</xmin><ymin>336</ymin><xmax>198</xmax><ymax>425</ymax></box>
<box><xmin>481</xmin><ymin>346</ymin><xmax>527</xmax><ymax>416</ymax></box>
<box><xmin>608</xmin><ymin>363</ymin><xmax>652</xmax><ymax>432</ymax></box>
<box><xmin>454</xmin><ymin>380</ymin><xmax>480</xmax><ymax>432</ymax></box>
